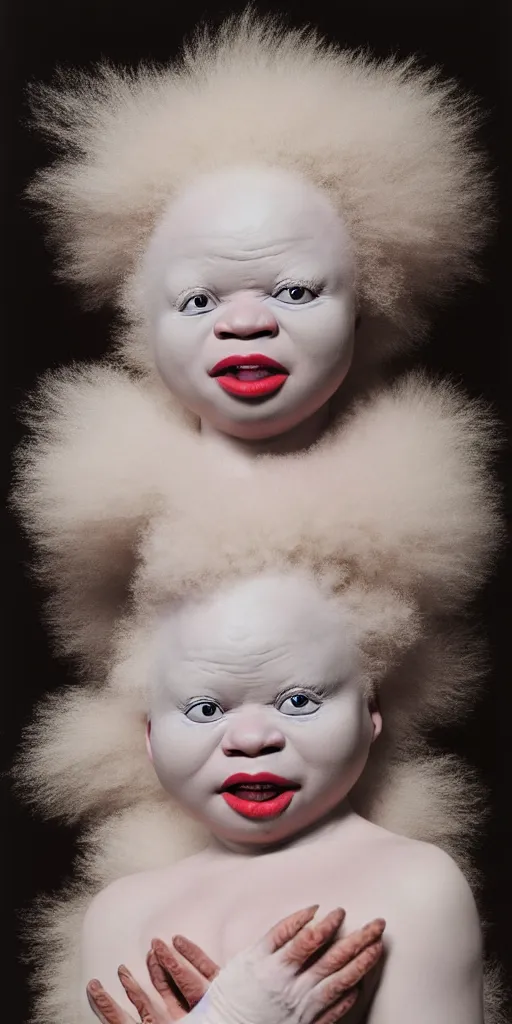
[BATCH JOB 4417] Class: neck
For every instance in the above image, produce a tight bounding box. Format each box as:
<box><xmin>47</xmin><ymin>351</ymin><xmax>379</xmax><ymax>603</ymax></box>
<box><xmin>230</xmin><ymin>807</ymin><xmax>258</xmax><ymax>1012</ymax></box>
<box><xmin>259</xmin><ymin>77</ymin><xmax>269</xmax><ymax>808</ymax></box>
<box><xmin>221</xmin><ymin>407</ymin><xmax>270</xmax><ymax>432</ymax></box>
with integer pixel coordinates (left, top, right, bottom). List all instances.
<box><xmin>200</xmin><ymin>403</ymin><xmax>331</xmax><ymax>461</ymax></box>
<box><xmin>207</xmin><ymin>799</ymin><xmax>359</xmax><ymax>859</ymax></box>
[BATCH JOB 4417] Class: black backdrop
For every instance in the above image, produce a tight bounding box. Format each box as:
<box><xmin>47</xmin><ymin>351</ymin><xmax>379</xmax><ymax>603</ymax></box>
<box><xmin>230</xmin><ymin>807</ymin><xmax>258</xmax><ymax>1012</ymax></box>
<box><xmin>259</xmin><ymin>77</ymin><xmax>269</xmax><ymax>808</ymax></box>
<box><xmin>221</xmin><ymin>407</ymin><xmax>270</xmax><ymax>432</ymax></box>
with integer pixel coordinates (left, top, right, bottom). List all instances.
<box><xmin>3</xmin><ymin>2</ymin><xmax>510</xmax><ymax>1021</ymax></box>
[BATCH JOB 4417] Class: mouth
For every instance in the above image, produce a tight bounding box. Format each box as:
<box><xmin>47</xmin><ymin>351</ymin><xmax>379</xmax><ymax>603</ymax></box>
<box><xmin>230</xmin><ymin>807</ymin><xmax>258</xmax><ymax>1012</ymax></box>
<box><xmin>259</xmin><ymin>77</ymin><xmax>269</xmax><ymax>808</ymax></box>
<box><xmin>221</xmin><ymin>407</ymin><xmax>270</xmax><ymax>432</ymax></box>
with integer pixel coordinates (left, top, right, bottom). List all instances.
<box><xmin>219</xmin><ymin>772</ymin><xmax>300</xmax><ymax>820</ymax></box>
<box><xmin>208</xmin><ymin>354</ymin><xmax>289</xmax><ymax>398</ymax></box>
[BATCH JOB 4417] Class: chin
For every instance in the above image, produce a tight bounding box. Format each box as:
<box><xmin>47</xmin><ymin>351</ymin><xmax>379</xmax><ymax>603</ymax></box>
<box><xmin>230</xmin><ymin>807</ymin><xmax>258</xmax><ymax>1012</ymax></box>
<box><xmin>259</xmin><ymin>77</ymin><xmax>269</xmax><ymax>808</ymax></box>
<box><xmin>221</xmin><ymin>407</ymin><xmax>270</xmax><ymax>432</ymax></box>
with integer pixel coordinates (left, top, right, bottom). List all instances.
<box><xmin>216</xmin><ymin>821</ymin><xmax>297</xmax><ymax>849</ymax></box>
<box><xmin>210</xmin><ymin>801</ymin><xmax>331</xmax><ymax>849</ymax></box>
<box><xmin>209</xmin><ymin>402</ymin><xmax>325</xmax><ymax>441</ymax></box>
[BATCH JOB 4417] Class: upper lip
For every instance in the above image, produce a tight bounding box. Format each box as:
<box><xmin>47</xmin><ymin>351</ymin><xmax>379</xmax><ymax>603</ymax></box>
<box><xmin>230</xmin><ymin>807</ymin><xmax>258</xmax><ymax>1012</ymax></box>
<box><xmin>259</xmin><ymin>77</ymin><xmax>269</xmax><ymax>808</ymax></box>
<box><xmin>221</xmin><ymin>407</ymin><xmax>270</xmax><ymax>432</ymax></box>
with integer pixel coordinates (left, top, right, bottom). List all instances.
<box><xmin>220</xmin><ymin>772</ymin><xmax>300</xmax><ymax>792</ymax></box>
<box><xmin>208</xmin><ymin>354</ymin><xmax>289</xmax><ymax>377</ymax></box>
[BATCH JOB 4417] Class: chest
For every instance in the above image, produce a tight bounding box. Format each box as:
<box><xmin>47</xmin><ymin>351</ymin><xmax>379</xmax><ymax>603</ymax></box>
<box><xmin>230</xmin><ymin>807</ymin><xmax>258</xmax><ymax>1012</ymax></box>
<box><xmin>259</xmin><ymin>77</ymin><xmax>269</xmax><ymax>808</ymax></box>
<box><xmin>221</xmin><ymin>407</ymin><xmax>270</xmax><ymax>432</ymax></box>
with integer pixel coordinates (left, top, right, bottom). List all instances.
<box><xmin>139</xmin><ymin>844</ymin><xmax>384</xmax><ymax>965</ymax></box>
<box><xmin>133</xmin><ymin>852</ymin><xmax>379</xmax><ymax>1024</ymax></box>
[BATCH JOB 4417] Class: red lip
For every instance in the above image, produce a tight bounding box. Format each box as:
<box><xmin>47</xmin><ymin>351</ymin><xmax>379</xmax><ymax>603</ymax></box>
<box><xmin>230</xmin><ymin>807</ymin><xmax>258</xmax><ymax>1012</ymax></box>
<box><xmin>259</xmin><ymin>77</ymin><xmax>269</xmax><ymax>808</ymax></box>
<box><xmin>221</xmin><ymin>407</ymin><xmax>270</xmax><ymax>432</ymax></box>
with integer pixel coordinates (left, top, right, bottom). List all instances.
<box><xmin>220</xmin><ymin>773</ymin><xmax>300</xmax><ymax>819</ymax></box>
<box><xmin>209</xmin><ymin>354</ymin><xmax>288</xmax><ymax>376</ymax></box>
<box><xmin>208</xmin><ymin>354</ymin><xmax>289</xmax><ymax>399</ymax></box>
<box><xmin>222</xmin><ymin>790</ymin><xmax>296</xmax><ymax>819</ymax></box>
<box><xmin>221</xmin><ymin>772</ymin><xmax>299</xmax><ymax>790</ymax></box>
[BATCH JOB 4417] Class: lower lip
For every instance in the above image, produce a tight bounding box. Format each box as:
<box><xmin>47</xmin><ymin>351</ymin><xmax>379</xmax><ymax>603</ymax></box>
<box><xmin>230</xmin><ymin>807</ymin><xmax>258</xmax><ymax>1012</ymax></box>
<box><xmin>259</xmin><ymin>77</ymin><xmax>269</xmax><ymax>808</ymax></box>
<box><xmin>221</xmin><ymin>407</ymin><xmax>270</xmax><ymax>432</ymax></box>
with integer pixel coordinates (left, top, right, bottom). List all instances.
<box><xmin>222</xmin><ymin>790</ymin><xmax>296</xmax><ymax>819</ymax></box>
<box><xmin>215</xmin><ymin>374</ymin><xmax>288</xmax><ymax>398</ymax></box>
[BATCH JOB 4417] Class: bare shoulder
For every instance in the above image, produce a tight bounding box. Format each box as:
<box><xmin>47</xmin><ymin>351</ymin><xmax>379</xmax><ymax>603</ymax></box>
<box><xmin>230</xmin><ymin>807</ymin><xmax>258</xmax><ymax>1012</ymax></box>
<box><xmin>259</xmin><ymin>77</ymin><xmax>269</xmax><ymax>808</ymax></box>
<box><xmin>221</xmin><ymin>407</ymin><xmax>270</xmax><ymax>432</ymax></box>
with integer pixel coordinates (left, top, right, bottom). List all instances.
<box><xmin>82</xmin><ymin>867</ymin><xmax>166</xmax><ymax>940</ymax></box>
<box><xmin>394</xmin><ymin>837</ymin><xmax>477</xmax><ymax>913</ymax></box>
<box><xmin>343</xmin><ymin>820</ymin><xmax>481</xmax><ymax>939</ymax></box>
<box><xmin>363</xmin><ymin>836</ymin><xmax>484</xmax><ymax>1022</ymax></box>
<box><xmin>376</xmin><ymin>834</ymin><xmax>482</xmax><ymax>962</ymax></box>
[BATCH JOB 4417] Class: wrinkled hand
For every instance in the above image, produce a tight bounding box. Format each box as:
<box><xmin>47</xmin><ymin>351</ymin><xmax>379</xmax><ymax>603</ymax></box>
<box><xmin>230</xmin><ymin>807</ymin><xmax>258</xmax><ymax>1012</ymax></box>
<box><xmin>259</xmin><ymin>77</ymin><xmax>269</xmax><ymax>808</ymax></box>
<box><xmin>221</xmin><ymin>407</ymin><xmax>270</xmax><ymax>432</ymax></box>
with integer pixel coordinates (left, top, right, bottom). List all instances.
<box><xmin>190</xmin><ymin>906</ymin><xmax>385</xmax><ymax>1024</ymax></box>
<box><xmin>87</xmin><ymin>937</ymin><xmax>219</xmax><ymax>1022</ymax></box>
<box><xmin>87</xmin><ymin>906</ymin><xmax>385</xmax><ymax>1024</ymax></box>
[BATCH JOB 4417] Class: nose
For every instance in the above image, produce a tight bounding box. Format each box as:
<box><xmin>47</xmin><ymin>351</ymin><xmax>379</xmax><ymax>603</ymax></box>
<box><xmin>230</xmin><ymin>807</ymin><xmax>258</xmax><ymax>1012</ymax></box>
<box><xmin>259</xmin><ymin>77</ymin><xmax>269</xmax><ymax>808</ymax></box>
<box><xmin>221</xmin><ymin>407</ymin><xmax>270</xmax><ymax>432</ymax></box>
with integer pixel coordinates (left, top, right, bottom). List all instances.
<box><xmin>222</xmin><ymin>708</ymin><xmax>286</xmax><ymax>758</ymax></box>
<box><xmin>214</xmin><ymin>296</ymin><xmax>279</xmax><ymax>342</ymax></box>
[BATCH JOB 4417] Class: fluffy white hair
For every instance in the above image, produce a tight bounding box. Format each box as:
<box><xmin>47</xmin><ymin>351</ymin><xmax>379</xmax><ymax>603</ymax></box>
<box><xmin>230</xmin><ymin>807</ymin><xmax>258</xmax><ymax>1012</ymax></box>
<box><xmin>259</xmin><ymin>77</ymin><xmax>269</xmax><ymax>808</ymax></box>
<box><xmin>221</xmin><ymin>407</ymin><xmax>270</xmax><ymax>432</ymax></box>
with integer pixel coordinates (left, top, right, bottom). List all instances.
<box><xmin>27</xmin><ymin>10</ymin><xmax>492</xmax><ymax>366</ymax></box>
<box><xmin>13</xmin><ymin>366</ymin><xmax>502</xmax><ymax>673</ymax></box>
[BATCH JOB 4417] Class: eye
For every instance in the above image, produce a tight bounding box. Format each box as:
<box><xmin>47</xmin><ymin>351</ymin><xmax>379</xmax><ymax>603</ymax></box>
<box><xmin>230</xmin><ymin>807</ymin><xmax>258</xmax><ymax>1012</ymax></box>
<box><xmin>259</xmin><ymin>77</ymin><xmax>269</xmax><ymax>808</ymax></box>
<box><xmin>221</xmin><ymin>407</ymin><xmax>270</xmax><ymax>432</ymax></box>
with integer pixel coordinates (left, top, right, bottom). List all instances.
<box><xmin>184</xmin><ymin>700</ymin><xmax>224</xmax><ymax>723</ymax></box>
<box><xmin>277</xmin><ymin>692</ymin><xmax>321</xmax><ymax>716</ymax></box>
<box><xmin>180</xmin><ymin>292</ymin><xmax>217</xmax><ymax>315</ymax></box>
<box><xmin>273</xmin><ymin>285</ymin><xmax>317</xmax><ymax>305</ymax></box>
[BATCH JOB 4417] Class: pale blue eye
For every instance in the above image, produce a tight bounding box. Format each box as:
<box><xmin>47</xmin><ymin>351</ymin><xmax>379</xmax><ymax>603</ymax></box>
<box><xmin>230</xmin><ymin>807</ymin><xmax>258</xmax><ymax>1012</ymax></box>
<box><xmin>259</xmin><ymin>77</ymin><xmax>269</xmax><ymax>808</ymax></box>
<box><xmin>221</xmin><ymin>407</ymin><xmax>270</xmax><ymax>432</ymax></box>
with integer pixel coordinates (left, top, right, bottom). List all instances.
<box><xmin>277</xmin><ymin>693</ymin><xmax>321</xmax><ymax>716</ymax></box>
<box><xmin>180</xmin><ymin>293</ymin><xmax>217</xmax><ymax>315</ymax></box>
<box><xmin>273</xmin><ymin>285</ymin><xmax>317</xmax><ymax>305</ymax></box>
<box><xmin>185</xmin><ymin>701</ymin><xmax>224</xmax><ymax>723</ymax></box>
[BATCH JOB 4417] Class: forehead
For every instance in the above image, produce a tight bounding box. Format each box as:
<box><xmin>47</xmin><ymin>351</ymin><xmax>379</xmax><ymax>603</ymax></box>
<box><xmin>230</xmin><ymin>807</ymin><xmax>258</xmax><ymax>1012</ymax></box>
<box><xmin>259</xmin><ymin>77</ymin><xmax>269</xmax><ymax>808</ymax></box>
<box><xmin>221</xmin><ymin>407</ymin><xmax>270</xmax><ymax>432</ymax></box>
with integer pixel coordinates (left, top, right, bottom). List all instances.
<box><xmin>146</xmin><ymin>166</ymin><xmax>353</xmax><ymax>275</ymax></box>
<box><xmin>153</xmin><ymin>575</ymin><xmax>359</xmax><ymax>702</ymax></box>
<box><xmin>167</xmin><ymin>167</ymin><xmax>338</xmax><ymax>234</ymax></box>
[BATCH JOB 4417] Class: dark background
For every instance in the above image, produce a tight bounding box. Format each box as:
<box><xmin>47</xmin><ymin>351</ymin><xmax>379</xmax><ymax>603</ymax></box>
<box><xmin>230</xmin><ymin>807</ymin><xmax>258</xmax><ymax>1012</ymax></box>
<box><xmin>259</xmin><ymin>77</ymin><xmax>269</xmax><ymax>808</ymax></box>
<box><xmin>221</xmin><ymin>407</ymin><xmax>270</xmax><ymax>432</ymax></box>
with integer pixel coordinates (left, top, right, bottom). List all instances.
<box><xmin>3</xmin><ymin>1</ymin><xmax>510</xmax><ymax>1022</ymax></box>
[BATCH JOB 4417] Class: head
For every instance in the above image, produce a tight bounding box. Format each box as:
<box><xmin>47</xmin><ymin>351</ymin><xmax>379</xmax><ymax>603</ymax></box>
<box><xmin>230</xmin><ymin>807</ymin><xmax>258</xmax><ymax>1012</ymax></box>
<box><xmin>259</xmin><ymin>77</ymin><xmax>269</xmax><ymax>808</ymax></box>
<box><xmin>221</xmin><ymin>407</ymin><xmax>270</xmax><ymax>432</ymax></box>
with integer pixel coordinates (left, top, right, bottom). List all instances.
<box><xmin>31</xmin><ymin>16</ymin><xmax>491</xmax><ymax>384</ymax></box>
<box><xmin>146</xmin><ymin>573</ymin><xmax>382</xmax><ymax>850</ymax></box>
<box><xmin>140</xmin><ymin>165</ymin><xmax>356</xmax><ymax>440</ymax></box>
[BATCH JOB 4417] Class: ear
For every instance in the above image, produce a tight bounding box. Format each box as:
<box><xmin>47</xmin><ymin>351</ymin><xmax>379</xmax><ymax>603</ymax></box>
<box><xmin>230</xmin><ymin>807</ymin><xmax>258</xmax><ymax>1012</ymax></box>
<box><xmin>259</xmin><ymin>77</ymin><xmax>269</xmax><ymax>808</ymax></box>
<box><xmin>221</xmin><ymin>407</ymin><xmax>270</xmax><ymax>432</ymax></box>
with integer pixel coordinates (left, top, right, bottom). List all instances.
<box><xmin>145</xmin><ymin>718</ymin><xmax>154</xmax><ymax>762</ymax></box>
<box><xmin>368</xmin><ymin>698</ymin><xmax>382</xmax><ymax>743</ymax></box>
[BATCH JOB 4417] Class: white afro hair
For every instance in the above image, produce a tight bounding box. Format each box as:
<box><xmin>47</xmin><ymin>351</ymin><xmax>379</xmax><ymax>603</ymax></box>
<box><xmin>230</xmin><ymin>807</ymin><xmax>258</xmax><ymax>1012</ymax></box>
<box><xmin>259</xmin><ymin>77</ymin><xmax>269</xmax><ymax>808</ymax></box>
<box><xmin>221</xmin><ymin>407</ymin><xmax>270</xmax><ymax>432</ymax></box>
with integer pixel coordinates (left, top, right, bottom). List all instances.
<box><xmin>27</xmin><ymin>10</ymin><xmax>492</xmax><ymax>365</ymax></box>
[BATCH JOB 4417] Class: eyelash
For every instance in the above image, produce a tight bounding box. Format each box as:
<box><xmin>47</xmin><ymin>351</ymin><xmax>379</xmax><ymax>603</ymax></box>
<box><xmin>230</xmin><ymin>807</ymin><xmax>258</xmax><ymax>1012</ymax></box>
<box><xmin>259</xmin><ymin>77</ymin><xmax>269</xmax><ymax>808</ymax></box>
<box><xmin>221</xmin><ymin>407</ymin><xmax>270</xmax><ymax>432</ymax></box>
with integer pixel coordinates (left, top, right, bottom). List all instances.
<box><xmin>178</xmin><ymin>686</ymin><xmax>328</xmax><ymax>715</ymax></box>
<box><xmin>275</xmin><ymin>686</ymin><xmax>326</xmax><ymax>709</ymax></box>
<box><xmin>274</xmin><ymin>278</ymin><xmax>324</xmax><ymax>298</ymax></box>
<box><xmin>175</xmin><ymin>288</ymin><xmax>215</xmax><ymax>311</ymax></box>
<box><xmin>174</xmin><ymin>279</ymin><xmax>325</xmax><ymax>310</ymax></box>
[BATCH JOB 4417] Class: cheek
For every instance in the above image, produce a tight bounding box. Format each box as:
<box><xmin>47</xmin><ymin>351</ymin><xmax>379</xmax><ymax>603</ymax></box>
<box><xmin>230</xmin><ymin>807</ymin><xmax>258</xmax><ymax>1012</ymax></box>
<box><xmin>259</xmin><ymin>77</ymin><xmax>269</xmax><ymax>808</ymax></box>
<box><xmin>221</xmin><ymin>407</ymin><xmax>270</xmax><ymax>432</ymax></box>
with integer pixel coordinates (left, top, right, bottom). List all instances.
<box><xmin>152</xmin><ymin>313</ymin><xmax>206</xmax><ymax>376</ymax></box>
<box><xmin>294</xmin><ymin>703</ymin><xmax>371</xmax><ymax>777</ymax></box>
<box><xmin>149</xmin><ymin>716</ymin><xmax>219</xmax><ymax>790</ymax></box>
<box><xmin>286</xmin><ymin>300</ymin><xmax>354</xmax><ymax>373</ymax></box>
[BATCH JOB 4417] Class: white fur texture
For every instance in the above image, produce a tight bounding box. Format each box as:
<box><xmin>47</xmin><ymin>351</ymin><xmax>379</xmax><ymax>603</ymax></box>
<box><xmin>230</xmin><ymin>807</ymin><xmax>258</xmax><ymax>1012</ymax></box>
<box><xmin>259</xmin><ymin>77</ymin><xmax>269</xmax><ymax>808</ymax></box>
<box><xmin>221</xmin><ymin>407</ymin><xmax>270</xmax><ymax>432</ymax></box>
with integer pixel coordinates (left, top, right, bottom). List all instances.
<box><xmin>27</xmin><ymin>11</ymin><xmax>492</xmax><ymax>364</ymax></box>
<box><xmin>13</xmin><ymin>364</ymin><xmax>502</xmax><ymax>672</ymax></box>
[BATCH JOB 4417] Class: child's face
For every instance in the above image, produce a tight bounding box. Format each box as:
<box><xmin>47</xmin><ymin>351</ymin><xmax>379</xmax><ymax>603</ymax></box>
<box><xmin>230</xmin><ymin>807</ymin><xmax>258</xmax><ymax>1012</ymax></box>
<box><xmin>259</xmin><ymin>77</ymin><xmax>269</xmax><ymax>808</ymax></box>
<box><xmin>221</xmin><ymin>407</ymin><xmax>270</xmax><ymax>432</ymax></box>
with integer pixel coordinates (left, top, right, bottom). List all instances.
<box><xmin>141</xmin><ymin>166</ymin><xmax>356</xmax><ymax>440</ymax></box>
<box><xmin>148</xmin><ymin>575</ymin><xmax>381</xmax><ymax>849</ymax></box>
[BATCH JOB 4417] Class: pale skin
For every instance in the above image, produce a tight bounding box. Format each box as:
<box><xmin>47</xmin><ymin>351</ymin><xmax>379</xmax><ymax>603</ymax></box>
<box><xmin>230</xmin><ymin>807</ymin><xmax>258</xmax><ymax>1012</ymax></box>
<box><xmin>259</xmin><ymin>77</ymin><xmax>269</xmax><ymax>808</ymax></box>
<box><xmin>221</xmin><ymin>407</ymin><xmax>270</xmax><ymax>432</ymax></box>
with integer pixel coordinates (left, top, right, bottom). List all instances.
<box><xmin>83</xmin><ymin>575</ymin><xmax>484</xmax><ymax>1024</ymax></box>
<box><xmin>140</xmin><ymin>165</ymin><xmax>357</xmax><ymax>464</ymax></box>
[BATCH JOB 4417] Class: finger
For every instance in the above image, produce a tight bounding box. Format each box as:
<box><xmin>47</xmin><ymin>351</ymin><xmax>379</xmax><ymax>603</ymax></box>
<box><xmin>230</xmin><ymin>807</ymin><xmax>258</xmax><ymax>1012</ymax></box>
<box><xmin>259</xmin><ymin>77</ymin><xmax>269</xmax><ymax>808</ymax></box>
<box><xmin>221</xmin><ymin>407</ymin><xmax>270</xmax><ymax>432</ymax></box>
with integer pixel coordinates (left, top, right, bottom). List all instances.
<box><xmin>281</xmin><ymin>908</ymin><xmax>346</xmax><ymax>967</ymax></box>
<box><xmin>146</xmin><ymin>946</ymin><xmax>188</xmax><ymax>1018</ymax></box>
<box><xmin>86</xmin><ymin>980</ymin><xmax>135</xmax><ymax>1024</ymax></box>
<box><xmin>170</xmin><ymin>935</ymin><xmax>220</xmax><ymax>981</ymax></box>
<box><xmin>118</xmin><ymin>964</ymin><xmax>165</xmax><ymax>1024</ymax></box>
<box><xmin>257</xmin><ymin>905</ymin><xmax>320</xmax><ymax>954</ymax></box>
<box><xmin>310</xmin><ymin>939</ymin><xmax>384</xmax><ymax>1012</ymax></box>
<box><xmin>306</xmin><ymin>918</ymin><xmax>386</xmax><ymax>981</ymax></box>
<box><xmin>151</xmin><ymin>938</ymin><xmax>213</xmax><ymax>1009</ymax></box>
<box><xmin>313</xmin><ymin>987</ymin><xmax>360</xmax><ymax>1024</ymax></box>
